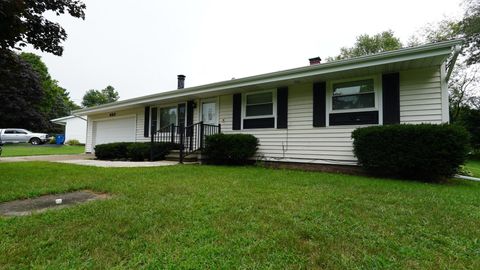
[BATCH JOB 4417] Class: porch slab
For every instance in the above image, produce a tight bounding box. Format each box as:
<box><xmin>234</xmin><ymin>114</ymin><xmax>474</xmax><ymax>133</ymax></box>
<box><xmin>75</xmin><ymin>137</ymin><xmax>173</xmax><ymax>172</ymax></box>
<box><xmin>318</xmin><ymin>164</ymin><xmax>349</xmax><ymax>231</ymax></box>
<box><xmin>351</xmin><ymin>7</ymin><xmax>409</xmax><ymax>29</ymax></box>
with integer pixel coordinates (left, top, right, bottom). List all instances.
<box><xmin>56</xmin><ymin>159</ymin><xmax>183</xmax><ymax>167</ymax></box>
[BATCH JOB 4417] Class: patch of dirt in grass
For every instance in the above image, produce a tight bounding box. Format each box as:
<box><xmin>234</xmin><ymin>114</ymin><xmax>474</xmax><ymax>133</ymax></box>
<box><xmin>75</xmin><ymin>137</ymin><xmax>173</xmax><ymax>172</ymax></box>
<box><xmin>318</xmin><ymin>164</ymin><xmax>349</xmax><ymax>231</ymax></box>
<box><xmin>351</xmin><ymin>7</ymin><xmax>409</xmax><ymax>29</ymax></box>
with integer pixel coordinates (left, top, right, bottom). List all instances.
<box><xmin>0</xmin><ymin>190</ymin><xmax>110</xmax><ymax>217</ymax></box>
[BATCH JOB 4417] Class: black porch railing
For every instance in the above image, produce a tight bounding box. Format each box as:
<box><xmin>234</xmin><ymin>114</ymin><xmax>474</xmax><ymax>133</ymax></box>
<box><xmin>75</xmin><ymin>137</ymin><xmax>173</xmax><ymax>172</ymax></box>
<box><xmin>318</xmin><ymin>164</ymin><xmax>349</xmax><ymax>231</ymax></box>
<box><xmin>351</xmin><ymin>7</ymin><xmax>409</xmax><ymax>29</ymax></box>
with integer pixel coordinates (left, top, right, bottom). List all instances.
<box><xmin>151</xmin><ymin>121</ymin><xmax>221</xmax><ymax>163</ymax></box>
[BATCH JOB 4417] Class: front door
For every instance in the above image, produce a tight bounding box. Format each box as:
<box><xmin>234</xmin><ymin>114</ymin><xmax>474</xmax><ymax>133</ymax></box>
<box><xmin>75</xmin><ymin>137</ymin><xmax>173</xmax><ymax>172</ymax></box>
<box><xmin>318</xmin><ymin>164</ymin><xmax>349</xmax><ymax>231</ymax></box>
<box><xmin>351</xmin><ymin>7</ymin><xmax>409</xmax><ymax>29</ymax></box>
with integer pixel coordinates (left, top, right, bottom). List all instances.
<box><xmin>201</xmin><ymin>100</ymin><xmax>218</xmax><ymax>125</ymax></box>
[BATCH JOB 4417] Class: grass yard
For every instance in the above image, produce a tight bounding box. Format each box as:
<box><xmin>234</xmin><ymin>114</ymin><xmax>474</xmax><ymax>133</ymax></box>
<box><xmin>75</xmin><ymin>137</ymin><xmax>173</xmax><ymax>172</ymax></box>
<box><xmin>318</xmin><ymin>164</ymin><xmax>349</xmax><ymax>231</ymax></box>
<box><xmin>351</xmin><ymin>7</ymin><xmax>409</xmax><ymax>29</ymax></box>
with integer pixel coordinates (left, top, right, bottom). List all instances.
<box><xmin>466</xmin><ymin>159</ymin><xmax>480</xmax><ymax>178</ymax></box>
<box><xmin>0</xmin><ymin>143</ymin><xmax>84</xmax><ymax>157</ymax></box>
<box><xmin>0</xmin><ymin>162</ymin><xmax>479</xmax><ymax>269</ymax></box>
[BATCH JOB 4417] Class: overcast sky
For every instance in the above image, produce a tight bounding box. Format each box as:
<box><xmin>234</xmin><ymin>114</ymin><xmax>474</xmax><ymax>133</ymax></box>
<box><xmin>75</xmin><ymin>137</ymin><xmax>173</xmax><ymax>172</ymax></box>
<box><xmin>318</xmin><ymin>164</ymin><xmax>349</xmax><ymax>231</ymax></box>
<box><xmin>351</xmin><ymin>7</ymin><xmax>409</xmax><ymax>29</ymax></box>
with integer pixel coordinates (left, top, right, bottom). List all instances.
<box><xmin>27</xmin><ymin>0</ymin><xmax>464</xmax><ymax>104</ymax></box>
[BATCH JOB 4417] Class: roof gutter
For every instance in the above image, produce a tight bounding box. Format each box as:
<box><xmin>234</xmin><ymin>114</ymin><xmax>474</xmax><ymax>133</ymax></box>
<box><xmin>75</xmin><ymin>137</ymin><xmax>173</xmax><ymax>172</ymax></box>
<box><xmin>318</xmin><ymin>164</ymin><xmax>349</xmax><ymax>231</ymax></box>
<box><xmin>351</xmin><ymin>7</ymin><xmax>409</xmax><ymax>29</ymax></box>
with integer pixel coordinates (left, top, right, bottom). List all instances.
<box><xmin>73</xmin><ymin>39</ymin><xmax>463</xmax><ymax>115</ymax></box>
<box><xmin>445</xmin><ymin>44</ymin><xmax>462</xmax><ymax>82</ymax></box>
<box><xmin>74</xmin><ymin>115</ymin><xmax>87</xmax><ymax>121</ymax></box>
<box><xmin>51</xmin><ymin>115</ymin><xmax>87</xmax><ymax>123</ymax></box>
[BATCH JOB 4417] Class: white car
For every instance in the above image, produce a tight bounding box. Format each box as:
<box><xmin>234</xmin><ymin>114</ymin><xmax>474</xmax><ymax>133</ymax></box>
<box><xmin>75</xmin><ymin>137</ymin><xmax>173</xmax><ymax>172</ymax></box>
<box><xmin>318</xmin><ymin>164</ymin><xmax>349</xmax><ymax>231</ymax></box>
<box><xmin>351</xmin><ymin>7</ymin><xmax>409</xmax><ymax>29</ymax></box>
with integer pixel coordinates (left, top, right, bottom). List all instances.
<box><xmin>0</xmin><ymin>129</ymin><xmax>50</xmax><ymax>145</ymax></box>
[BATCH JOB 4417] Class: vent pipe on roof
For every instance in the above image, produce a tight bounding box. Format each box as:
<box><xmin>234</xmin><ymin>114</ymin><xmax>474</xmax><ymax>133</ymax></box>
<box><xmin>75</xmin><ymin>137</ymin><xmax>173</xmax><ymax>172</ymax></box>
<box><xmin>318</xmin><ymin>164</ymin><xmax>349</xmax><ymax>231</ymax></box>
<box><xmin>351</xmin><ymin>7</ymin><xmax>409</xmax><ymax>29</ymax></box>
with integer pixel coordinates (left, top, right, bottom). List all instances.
<box><xmin>309</xmin><ymin>57</ymin><xmax>322</xmax><ymax>65</ymax></box>
<box><xmin>177</xmin><ymin>75</ymin><xmax>185</xmax><ymax>89</ymax></box>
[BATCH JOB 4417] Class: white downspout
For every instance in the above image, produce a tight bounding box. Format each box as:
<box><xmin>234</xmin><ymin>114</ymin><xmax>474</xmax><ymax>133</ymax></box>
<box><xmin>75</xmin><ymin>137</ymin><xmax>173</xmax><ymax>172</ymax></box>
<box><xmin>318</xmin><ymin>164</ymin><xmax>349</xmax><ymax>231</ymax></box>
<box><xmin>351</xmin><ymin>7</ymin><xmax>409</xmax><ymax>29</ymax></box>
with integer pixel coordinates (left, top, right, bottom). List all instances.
<box><xmin>445</xmin><ymin>45</ymin><xmax>462</xmax><ymax>82</ymax></box>
<box><xmin>440</xmin><ymin>45</ymin><xmax>462</xmax><ymax>123</ymax></box>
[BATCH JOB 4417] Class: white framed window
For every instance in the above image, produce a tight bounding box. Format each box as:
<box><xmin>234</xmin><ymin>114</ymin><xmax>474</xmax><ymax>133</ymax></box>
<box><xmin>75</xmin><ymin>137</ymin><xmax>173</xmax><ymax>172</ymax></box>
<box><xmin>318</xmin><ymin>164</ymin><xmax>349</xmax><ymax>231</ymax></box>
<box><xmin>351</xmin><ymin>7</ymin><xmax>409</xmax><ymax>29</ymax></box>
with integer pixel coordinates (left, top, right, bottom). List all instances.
<box><xmin>327</xmin><ymin>76</ymin><xmax>381</xmax><ymax>114</ymax></box>
<box><xmin>151</xmin><ymin>105</ymin><xmax>178</xmax><ymax>133</ymax></box>
<box><xmin>325</xmin><ymin>75</ymin><xmax>383</xmax><ymax>127</ymax></box>
<box><xmin>159</xmin><ymin>106</ymin><xmax>177</xmax><ymax>128</ymax></box>
<box><xmin>332</xmin><ymin>79</ymin><xmax>375</xmax><ymax>111</ymax></box>
<box><xmin>244</xmin><ymin>90</ymin><xmax>275</xmax><ymax>119</ymax></box>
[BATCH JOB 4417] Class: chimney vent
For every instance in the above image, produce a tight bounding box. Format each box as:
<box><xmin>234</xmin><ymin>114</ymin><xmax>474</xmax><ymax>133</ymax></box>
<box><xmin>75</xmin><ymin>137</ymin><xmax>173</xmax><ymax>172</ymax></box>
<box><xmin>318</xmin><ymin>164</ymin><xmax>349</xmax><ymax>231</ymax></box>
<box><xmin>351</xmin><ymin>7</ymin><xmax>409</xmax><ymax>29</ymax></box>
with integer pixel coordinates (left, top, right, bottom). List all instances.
<box><xmin>309</xmin><ymin>57</ymin><xmax>322</xmax><ymax>65</ymax></box>
<box><xmin>177</xmin><ymin>75</ymin><xmax>185</xmax><ymax>89</ymax></box>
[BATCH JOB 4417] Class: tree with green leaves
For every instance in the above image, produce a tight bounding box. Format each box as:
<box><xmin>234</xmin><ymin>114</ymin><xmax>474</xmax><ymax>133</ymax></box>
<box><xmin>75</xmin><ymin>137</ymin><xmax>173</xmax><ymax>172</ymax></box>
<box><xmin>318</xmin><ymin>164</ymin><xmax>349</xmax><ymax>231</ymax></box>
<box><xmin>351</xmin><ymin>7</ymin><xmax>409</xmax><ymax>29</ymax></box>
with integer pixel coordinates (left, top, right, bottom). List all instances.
<box><xmin>448</xmin><ymin>63</ymin><xmax>479</xmax><ymax>122</ymax></box>
<box><xmin>0</xmin><ymin>52</ymin><xmax>48</xmax><ymax>131</ymax></box>
<box><xmin>82</xmin><ymin>86</ymin><xmax>120</xmax><ymax>107</ymax></box>
<box><xmin>327</xmin><ymin>30</ymin><xmax>403</xmax><ymax>61</ymax></box>
<box><xmin>409</xmin><ymin>2</ymin><xmax>480</xmax><ymax>152</ymax></box>
<box><xmin>408</xmin><ymin>19</ymin><xmax>461</xmax><ymax>46</ymax></box>
<box><xmin>409</xmin><ymin>1</ymin><xmax>479</xmax><ymax>65</ymax></box>
<box><xmin>0</xmin><ymin>0</ymin><xmax>85</xmax><ymax>132</ymax></box>
<box><xmin>20</xmin><ymin>53</ymin><xmax>80</xmax><ymax>121</ymax></box>
<box><xmin>461</xmin><ymin>0</ymin><xmax>480</xmax><ymax>65</ymax></box>
<box><xmin>0</xmin><ymin>0</ymin><xmax>86</xmax><ymax>56</ymax></box>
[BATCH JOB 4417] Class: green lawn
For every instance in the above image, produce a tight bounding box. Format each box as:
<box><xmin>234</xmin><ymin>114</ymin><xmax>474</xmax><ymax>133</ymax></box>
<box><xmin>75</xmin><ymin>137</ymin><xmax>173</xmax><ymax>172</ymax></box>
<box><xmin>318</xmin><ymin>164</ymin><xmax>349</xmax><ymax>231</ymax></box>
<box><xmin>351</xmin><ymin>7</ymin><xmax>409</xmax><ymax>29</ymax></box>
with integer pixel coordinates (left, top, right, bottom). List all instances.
<box><xmin>1</xmin><ymin>144</ymin><xmax>84</xmax><ymax>157</ymax></box>
<box><xmin>0</xmin><ymin>163</ymin><xmax>479</xmax><ymax>269</ymax></box>
<box><xmin>466</xmin><ymin>159</ymin><xmax>480</xmax><ymax>178</ymax></box>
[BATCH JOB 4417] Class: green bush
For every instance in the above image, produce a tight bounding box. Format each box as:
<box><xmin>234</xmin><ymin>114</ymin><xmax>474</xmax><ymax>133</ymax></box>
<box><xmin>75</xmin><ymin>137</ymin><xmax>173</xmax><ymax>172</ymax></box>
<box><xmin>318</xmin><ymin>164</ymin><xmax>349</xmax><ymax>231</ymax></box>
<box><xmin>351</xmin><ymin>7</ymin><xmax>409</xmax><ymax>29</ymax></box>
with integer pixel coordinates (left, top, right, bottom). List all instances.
<box><xmin>94</xmin><ymin>142</ymin><xmax>131</xmax><ymax>160</ymax></box>
<box><xmin>470</xmin><ymin>150</ymin><xmax>480</xmax><ymax>160</ymax></box>
<box><xmin>95</xmin><ymin>142</ymin><xmax>174</xmax><ymax>161</ymax></box>
<box><xmin>453</xmin><ymin>107</ymin><xmax>480</xmax><ymax>152</ymax></box>
<box><xmin>352</xmin><ymin>124</ymin><xmax>470</xmax><ymax>181</ymax></box>
<box><xmin>65</xmin><ymin>139</ymin><xmax>82</xmax><ymax>146</ymax></box>
<box><xmin>150</xmin><ymin>142</ymin><xmax>175</xmax><ymax>161</ymax></box>
<box><xmin>126</xmin><ymin>143</ymin><xmax>150</xmax><ymax>161</ymax></box>
<box><xmin>203</xmin><ymin>134</ymin><xmax>259</xmax><ymax>165</ymax></box>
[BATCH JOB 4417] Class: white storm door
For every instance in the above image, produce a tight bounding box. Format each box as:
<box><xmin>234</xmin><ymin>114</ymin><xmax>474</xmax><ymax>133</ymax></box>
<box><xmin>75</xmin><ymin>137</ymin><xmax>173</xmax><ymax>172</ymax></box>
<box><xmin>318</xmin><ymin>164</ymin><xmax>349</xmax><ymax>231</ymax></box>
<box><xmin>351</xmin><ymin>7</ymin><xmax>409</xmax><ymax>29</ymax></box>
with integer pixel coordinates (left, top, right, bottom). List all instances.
<box><xmin>201</xmin><ymin>99</ymin><xmax>218</xmax><ymax>125</ymax></box>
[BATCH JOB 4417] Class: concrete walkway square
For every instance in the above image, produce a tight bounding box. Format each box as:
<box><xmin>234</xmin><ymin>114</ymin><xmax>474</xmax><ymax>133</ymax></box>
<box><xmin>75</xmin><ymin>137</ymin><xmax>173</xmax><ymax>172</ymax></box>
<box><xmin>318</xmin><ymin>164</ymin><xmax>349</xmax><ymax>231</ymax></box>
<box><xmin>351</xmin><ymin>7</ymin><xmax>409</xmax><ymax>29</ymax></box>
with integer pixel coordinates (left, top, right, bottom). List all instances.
<box><xmin>0</xmin><ymin>154</ymin><xmax>184</xmax><ymax>167</ymax></box>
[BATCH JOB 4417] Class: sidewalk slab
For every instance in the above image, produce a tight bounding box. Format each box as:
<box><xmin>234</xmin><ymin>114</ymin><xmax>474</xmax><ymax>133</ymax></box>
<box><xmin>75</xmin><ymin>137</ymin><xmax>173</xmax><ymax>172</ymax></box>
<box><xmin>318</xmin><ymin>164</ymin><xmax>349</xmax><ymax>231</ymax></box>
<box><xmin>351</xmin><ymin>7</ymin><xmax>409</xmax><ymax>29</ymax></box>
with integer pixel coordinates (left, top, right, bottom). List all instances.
<box><xmin>57</xmin><ymin>159</ymin><xmax>181</xmax><ymax>167</ymax></box>
<box><xmin>0</xmin><ymin>154</ymin><xmax>94</xmax><ymax>163</ymax></box>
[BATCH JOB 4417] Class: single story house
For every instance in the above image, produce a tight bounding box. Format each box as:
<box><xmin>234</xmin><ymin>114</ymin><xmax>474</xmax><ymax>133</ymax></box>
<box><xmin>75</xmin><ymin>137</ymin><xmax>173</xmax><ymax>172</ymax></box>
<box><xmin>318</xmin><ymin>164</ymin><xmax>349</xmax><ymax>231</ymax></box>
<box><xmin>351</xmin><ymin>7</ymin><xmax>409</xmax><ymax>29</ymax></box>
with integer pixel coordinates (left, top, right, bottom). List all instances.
<box><xmin>74</xmin><ymin>40</ymin><xmax>461</xmax><ymax>166</ymax></box>
<box><xmin>51</xmin><ymin>115</ymin><xmax>87</xmax><ymax>144</ymax></box>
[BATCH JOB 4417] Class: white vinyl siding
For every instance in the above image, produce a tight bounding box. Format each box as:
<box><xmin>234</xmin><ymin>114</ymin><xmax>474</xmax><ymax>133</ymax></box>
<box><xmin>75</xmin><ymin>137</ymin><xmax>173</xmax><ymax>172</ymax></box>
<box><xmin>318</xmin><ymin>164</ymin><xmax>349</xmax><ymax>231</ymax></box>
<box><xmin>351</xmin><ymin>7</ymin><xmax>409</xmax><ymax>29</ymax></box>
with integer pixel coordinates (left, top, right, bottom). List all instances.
<box><xmin>399</xmin><ymin>67</ymin><xmax>443</xmax><ymax>124</ymax></box>
<box><xmin>218</xmin><ymin>66</ymin><xmax>443</xmax><ymax>165</ymax></box>
<box><xmin>86</xmin><ymin>66</ymin><xmax>444</xmax><ymax>164</ymax></box>
<box><xmin>220</xmin><ymin>83</ymin><xmax>357</xmax><ymax>165</ymax></box>
<box><xmin>64</xmin><ymin>117</ymin><xmax>87</xmax><ymax>144</ymax></box>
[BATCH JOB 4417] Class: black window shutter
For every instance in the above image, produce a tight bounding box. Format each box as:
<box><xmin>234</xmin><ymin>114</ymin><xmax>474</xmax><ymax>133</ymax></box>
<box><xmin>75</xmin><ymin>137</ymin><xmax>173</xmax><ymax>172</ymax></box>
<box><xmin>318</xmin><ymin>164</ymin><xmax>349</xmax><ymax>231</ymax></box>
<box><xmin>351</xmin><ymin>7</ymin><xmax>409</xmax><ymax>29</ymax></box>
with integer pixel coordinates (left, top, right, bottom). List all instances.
<box><xmin>313</xmin><ymin>82</ymin><xmax>326</xmax><ymax>127</ymax></box>
<box><xmin>178</xmin><ymin>103</ymin><xmax>186</xmax><ymax>127</ymax></box>
<box><xmin>144</xmin><ymin>106</ymin><xmax>150</xmax><ymax>137</ymax></box>
<box><xmin>187</xmin><ymin>100</ymin><xmax>194</xmax><ymax>126</ymax></box>
<box><xmin>277</xmin><ymin>87</ymin><xmax>288</xmax><ymax>129</ymax></box>
<box><xmin>232</xmin><ymin>93</ymin><xmax>242</xmax><ymax>130</ymax></box>
<box><xmin>151</xmin><ymin>107</ymin><xmax>158</xmax><ymax>132</ymax></box>
<box><xmin>382</xmin><ymin>73</ymin><xmax>400</xmax><ymax>124</ymax></box>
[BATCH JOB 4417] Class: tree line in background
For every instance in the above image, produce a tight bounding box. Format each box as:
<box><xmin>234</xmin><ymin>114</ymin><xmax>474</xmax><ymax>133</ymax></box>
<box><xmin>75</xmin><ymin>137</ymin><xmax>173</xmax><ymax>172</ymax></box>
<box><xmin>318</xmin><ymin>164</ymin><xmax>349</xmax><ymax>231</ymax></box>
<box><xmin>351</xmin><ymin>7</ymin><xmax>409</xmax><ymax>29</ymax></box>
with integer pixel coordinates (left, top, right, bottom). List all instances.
<box><xmin>0</xmin><ymin>0</ymin><xmax>119</xmax><ymax>133</ymax></box>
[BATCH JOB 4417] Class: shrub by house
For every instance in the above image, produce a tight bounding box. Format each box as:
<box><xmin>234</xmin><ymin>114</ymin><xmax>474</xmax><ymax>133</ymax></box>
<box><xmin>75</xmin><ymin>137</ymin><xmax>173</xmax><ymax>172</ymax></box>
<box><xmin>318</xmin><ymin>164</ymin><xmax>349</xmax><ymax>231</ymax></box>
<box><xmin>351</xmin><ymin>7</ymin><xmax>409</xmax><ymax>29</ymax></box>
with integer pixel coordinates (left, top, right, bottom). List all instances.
<box><xmin>352</xmin><ymin>124</ymin><xmax>470</xmax><ymax>181</ymax></box>
<box><xmin>65</xmin><ymin>139</ymin><xmax>82</xmax><ymax>146</ymax></box>
<box><xmin>94</xmin><ymin>142</ymin><xmax>174</xmax><ymax>161</ymax></box>
<box><xmin>203</xmin><ymin>134</ymin><xmax>259</xmax><ymax>165</ymax></box>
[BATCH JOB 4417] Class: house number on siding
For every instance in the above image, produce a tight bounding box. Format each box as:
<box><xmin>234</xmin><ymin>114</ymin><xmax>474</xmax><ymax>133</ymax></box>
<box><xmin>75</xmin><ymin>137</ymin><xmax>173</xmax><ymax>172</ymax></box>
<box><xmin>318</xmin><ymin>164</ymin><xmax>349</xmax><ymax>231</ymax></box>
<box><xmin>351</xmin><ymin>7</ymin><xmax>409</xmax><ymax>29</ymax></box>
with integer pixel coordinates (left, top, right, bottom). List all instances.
<box><xmin>109</xmin><ymin>112</ymin><xmax>116</xmax><ymax>117</ymax></box>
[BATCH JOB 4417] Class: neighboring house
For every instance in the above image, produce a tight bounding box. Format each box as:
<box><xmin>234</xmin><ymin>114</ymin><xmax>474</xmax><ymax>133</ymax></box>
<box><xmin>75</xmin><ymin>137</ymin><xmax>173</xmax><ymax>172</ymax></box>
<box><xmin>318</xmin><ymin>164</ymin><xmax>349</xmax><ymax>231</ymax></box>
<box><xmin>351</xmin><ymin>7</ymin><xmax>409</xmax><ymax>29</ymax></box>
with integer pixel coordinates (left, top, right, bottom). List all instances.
<box><xmin>51</xmin><ymin>115</ymin><xmax>87</xmax><ymax>144</ymax></box>
<box><xmin>74</xmin><ymin>40</ymin><xmax>461</xmax><ymax>166</ymax></box>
